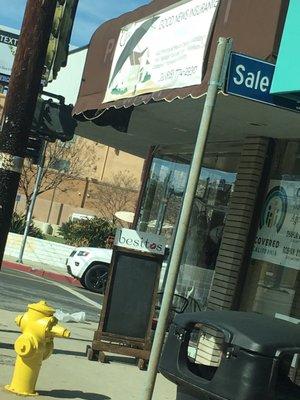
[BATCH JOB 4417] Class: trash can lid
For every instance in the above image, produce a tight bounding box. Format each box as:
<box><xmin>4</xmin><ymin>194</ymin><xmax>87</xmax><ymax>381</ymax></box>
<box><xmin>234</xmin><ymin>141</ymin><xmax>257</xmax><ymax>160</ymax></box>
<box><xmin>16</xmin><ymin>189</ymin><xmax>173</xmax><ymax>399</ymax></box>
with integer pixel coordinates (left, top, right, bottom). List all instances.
<box><xmin>175</xmin><ymin>311</ymin><xmax>300</xmax><ymax>357</ymax></box>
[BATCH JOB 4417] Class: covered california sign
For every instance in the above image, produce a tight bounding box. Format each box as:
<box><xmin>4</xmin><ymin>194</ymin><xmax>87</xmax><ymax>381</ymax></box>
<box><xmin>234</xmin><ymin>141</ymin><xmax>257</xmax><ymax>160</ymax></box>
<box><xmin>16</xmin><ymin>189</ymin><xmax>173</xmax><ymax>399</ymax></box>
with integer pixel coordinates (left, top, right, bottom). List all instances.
<box><xmin>0</xmin><ymin>25</ymin><xmax>19</xmax><ymax>79</ymax></box>
<box><xmin>103</xmin><ymin>0</ymin><xmax>218</xmax><ymax>103</ymax></box>
<box><xmin>252</xmin><ymin>180</ymin><xmax>300</xmax><ymax>271</ymax></box>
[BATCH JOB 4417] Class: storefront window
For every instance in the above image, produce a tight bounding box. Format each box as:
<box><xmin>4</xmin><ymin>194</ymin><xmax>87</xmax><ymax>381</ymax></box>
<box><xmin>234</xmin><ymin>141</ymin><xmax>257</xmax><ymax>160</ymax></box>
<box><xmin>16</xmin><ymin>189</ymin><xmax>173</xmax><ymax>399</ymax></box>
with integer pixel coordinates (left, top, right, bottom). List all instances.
<box><xmin>241</xmin><ymin>141</ymin><xmax>300</xmax><ymax>322</ymax></box>
<box><xmin>138</xmin><ymin>143</ymin><xmax>240</xmax><ymax>310</ymax></box>
<box><xmin>178</xmin><ymin>163</ymin><xmax>237</xmax><ymax>310</ymax></box>
<box><xmin>138</xmin><ymin>154</ymin><xmax>189</xmax><ymax>244</ymax></box>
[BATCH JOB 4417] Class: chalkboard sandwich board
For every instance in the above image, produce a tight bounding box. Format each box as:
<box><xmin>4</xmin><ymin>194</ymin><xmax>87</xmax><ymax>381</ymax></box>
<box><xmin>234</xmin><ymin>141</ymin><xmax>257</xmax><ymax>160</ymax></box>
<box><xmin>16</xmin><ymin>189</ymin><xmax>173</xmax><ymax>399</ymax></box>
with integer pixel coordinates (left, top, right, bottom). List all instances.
<box><xmin>86</xmin><ymin>228</ymin><xmax>166</xmax><ymax>370</ymax></box>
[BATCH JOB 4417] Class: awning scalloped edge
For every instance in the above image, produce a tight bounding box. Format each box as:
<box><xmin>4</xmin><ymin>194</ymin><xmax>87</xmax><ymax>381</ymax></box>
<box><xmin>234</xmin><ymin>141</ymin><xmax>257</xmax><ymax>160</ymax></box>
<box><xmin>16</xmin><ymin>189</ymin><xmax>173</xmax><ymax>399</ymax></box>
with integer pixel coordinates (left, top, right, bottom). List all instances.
<box><xmin>78</xmin><ymin>90</ymin><xmax>212</xmax><ymax>121</ymax></box>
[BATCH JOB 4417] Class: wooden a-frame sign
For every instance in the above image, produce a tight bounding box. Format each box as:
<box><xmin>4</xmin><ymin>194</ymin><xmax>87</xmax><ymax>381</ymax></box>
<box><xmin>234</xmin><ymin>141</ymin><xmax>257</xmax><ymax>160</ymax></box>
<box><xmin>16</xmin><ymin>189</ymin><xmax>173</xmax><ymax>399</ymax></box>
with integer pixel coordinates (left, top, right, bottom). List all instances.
<box><xmin>86</xmin><ymin>229</ymin><xmax>165</xmax><ymax>369</ymax></box>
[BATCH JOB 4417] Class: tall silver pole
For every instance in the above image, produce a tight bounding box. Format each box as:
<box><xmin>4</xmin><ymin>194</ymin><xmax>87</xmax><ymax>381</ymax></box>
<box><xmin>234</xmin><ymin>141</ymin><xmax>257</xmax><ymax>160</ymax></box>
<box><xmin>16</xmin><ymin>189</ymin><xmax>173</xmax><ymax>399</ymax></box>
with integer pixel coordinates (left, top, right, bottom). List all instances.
<box><xmin>17</xmin><ymin>139</ymin><xmax>47</xmax><ymax>263</ymax></box>
<box><xmin>141</xmin><ymin>37</ymin><xmax>231</xmax><ymax>400</ymax></box>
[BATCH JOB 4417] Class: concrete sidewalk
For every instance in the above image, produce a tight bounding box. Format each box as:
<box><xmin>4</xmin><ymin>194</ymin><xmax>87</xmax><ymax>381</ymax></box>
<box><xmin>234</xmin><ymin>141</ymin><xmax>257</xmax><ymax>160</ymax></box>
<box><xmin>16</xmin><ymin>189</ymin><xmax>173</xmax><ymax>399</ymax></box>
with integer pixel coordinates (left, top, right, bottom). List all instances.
<box><xmin>0</xmin><ymin>308</ymin><xmax>176</xmax><ymax>400</ymax></box>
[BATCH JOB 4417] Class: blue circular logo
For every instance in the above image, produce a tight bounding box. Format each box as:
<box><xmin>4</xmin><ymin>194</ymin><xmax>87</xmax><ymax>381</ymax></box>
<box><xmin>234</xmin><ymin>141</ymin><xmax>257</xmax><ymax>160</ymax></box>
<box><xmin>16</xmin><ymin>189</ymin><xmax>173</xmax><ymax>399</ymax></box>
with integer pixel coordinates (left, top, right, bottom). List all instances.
<box><xmin>260</xmin><ymin>186</ymin><xmax>287</xmax><ymax>233</ymax></box>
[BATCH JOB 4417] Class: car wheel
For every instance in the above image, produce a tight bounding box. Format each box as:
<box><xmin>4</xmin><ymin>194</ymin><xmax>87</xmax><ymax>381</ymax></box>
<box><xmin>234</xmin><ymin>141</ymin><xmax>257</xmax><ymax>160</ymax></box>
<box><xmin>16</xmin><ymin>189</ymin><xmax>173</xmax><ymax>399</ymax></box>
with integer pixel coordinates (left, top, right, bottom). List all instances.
<box><xmin>83</xmin><ymin>264</ymin><xmax>108</xmax><ymax>293</ymax></box>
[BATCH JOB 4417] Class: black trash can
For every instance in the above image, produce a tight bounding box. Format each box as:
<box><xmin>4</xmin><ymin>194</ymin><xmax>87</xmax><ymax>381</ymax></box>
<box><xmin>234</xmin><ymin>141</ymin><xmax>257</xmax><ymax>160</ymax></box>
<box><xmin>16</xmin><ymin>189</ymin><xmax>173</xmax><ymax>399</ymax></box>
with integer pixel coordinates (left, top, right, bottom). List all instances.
<box><xmin>159</xmin><ymin>311</ymin><xmax>300</xmax><ymax>400</ymax></box>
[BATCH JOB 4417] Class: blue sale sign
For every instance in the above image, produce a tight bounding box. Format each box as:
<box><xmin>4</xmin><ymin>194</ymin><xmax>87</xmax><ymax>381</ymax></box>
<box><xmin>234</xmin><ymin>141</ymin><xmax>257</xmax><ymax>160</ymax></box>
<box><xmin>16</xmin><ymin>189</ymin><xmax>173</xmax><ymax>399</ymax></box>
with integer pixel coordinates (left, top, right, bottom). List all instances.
<box><xmin>225</xmin><ymin>52</ymin><xmax>300</xmax><ymax>112</ymax></box>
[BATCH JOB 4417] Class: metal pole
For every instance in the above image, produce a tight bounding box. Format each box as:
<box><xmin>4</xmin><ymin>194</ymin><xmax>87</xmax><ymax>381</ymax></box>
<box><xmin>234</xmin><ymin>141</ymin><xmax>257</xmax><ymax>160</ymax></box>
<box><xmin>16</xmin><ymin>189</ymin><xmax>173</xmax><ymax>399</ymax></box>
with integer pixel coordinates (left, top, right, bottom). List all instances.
<box><xmin>0</xmin><ymin>0</ymin><xmax>57</xmax><ymax>268</ymax></box>
<box><xmin>100</xmin><ymin>145</ymin><xmax>110</xmax><ymax>181</ymax></box>
<box><xmin>46</xmin><ymin>186</ymin><xmax>57</xmax><ymax>223</ymax></box>
<box><xmin>17</xmin><ymin>140</ymin><xmax>47</xmax><ymax>263</ymax></box>
<box><xmin>141</xmin><ymin>37</ymin><xmax>231</xmax><ymax>400</ymax></box>
<box><xmin>81</xmin><ymin>177</ymin><xmax>90</xmax><ymax>208</ymax></box>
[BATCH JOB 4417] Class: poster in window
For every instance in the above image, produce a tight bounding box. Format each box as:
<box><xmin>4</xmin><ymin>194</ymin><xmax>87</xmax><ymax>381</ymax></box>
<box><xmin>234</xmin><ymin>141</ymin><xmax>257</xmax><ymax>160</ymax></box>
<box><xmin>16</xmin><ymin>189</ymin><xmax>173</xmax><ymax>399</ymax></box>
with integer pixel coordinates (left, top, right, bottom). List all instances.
<box><xmin>252</xmin><ymin>179</ymin><xmax>300</xmax><ymax>270</ymax></box>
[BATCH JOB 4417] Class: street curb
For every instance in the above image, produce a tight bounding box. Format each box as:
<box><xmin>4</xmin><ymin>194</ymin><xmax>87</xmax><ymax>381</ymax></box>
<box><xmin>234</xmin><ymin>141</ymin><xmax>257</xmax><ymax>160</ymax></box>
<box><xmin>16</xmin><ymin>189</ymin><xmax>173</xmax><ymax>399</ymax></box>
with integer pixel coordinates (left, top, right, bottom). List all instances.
<box><xmin>2</xmin><ymin>260</ymin><xmax>82</xmax><ymax>288</ymax></box>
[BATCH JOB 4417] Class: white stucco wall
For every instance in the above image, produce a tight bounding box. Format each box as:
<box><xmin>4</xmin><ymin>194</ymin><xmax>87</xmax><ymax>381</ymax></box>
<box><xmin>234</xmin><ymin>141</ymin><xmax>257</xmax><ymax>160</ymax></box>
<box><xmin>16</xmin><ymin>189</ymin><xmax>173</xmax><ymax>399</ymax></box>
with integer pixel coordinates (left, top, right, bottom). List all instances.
<box><xmin>4</xmin><ymin>233</ymin><xmax>75</xmax><ymax>270</ymax></box>
<box><xmin>45</xmin><ymin>47</ymin><xmax>88</xmax><ymax>106</ymax></box>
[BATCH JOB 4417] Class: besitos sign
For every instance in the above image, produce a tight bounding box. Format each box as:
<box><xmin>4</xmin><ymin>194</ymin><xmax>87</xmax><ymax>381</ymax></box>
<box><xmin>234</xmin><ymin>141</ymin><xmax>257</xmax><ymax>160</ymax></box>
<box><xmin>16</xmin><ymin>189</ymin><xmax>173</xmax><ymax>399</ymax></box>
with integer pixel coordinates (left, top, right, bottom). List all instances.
<box><xmin>252</xmin><ymin>180</ymin><xmax>300</xmax><ymax>271</ymax></box>
<box><xmin>114</xmin><ymin>228</ymin><xmax>166</xmax><ymax>256</ymax></box>
<box><xmin>104</xmin><ymin>0</ymin><xmax>219</xmax><ymax>103</ymax></box>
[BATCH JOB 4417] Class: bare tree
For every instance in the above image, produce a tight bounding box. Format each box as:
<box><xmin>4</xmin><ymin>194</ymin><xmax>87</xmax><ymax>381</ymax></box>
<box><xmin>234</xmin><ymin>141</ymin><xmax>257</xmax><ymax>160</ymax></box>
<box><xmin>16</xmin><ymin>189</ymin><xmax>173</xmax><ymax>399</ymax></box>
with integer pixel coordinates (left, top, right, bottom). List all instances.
<box><xmin>90</xmin><ymin>170</ymin><xmax>139</xmax><ymax>221</ymax></box>
<box><xmin>19</xmin><ymin>137</ymin><xmax>96</xmax><ymax>212</ymax></box>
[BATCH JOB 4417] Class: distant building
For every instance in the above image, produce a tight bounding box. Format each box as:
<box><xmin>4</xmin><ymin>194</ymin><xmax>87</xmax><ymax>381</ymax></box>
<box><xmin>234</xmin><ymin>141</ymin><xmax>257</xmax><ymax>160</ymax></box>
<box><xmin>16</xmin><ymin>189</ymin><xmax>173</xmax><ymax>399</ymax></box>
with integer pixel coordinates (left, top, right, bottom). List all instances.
<box><xmin>0</xmin><ymin>30</ymin><xmax>144</xmax><ymax>227</ymax></box>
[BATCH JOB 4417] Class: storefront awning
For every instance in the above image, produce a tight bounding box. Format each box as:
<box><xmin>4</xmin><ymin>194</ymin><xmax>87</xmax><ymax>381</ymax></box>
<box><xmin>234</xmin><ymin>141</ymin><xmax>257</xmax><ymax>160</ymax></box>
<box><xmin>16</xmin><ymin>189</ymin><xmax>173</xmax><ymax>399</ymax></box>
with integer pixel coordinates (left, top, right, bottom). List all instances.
<box><xmin>73</xmin><ymin>0</ymin><xmax>216</xmax><ymax>116</ymax></box>
<box><xmin>271</xmin><ymin>0</ymin><xmax>300</xmax><ymax>100</ymax></box>
<box><xmin>73</xmin><ymin>0</ymin><xmax>286</xmax><ymax>119</ymax></box>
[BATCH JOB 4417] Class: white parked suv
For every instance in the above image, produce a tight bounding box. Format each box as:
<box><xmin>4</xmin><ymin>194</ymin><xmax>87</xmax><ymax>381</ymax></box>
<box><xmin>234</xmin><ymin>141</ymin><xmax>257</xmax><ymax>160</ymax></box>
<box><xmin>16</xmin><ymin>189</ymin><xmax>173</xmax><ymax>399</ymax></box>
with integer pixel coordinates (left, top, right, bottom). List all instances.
<box><xmin>67</xmin><ymin>246</ymin><xmax>170</xmax><ymax>293</ymax></box>
<box><xmin>66</xmin><ymin>247</ymin><xmax>113</xmax><ymax>293</ymax></box>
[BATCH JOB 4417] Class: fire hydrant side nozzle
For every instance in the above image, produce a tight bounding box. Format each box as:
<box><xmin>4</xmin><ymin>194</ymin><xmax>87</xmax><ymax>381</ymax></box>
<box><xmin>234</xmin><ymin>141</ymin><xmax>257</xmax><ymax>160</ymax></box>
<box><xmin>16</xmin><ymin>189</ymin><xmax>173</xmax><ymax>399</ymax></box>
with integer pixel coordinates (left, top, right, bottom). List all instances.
<box><xmin>51</xmin><ymin>324</ymin><xmax>71</xmax><ymax>338</ymax></box>
<box><xmin>5</xmin><ymin>300</ymin><xmax>70</xmax><ymax>396</ymax></box>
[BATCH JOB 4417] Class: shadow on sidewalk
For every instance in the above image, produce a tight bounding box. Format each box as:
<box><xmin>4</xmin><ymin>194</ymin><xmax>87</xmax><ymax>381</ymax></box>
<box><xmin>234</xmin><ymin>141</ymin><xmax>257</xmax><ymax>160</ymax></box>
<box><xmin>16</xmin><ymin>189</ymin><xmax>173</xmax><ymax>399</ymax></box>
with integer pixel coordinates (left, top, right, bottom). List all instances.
<box><xmin>1</xmin><ymin>342</ymin><xmax>144</xmax><ymax>365</ymax></box>
<box><xmin>0</xmin><ymin>342</ymin><xmax>86</xmax><ymax>358</ymax></box>
<box><xmin>53</xmin><ymin>349</ymin><xmax>86</xmax><ymax>357</ymax></box>
<box><xmin>39</xmin><ymin>390</ymin><xmax>111</xmax><ymax>400</ymax></box>
<box><xmin>0</xmin><ymin>329</ymin><xmax>19</xmax><ymax>335</ymax></box>
<box><xmin>105</xmin><ymin>355</ymin><xmax>137</xmax><ymax>366</ymax></box>
<box><xmin>1</xmin><ymin>342</ymin><xmax>13</xmax><ymax>349</ymax></box>
<box><xmin>0</xmin><ymin>330</ymin><xmax>92</xmax><ymax>343</ymax></box>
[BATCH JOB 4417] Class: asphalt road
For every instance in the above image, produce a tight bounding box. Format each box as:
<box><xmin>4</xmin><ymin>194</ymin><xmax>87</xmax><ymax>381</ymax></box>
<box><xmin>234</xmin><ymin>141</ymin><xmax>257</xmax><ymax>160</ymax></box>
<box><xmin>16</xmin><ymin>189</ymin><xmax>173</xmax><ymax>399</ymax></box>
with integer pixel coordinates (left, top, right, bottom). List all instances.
<box><xmin>0</xmin><ymin>269</ymin><xmax>103</xmax><ymax>323</ymax></box>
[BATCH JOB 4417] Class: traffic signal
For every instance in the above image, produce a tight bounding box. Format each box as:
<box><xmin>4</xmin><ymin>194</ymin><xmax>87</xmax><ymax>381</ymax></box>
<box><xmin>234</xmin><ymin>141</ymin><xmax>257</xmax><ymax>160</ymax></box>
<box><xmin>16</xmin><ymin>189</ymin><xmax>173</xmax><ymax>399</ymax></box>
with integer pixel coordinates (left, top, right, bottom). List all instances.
<box><xmin>43</xmin><ymin>100</ymin><xmax>76</xmax><ymax>142</ymax></box>
<box><xmin>25</xmin><ymin>135</ymin><xmax>45</xmax><ymax>165</ymax></box>
<box><xmin>44</xmin><ymin>0</ymin><xmax>79</xmax><ymax>82</ymax></box>
<box><xmin>32</xmin><ymin>95</ymin><xmax>77</xmax><ymax>142</ymax></box>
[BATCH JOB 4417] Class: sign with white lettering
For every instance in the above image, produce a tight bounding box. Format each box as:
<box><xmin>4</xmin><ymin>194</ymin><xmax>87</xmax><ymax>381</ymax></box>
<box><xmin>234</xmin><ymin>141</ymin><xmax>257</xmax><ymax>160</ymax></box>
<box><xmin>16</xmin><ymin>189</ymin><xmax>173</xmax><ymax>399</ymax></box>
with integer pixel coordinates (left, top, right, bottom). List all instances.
<box><xmin>226</xmin><ymin>52</ymin><xmax>300</xmax><ymax>112</ymax></box>
<box><xmin>114</xmin><ymin>228</ymin><xmax>166</xmax><ymax>256</ymax></box>
<box><xmin>252</xmin><ymin>180</ymin><xmax>300</xmax><ymax>270</ymax></box>
<box><xmin>104</xmin><ymin>0</ymin><xmax>219</xmax><ymax>103</ymax></box>
<box><xmin>0</xmin><ymin>26</ymin><xmax>19</xmax><ymax>77</ymax></box>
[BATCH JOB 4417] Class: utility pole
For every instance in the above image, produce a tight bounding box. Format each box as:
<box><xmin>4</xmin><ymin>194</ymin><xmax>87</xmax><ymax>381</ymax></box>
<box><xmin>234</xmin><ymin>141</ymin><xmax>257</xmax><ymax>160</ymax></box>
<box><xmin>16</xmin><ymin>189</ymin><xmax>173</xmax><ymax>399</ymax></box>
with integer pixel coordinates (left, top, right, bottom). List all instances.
<box><xmin>0</xmin><ymin>0</ymin><xmax>57</xmax><ymax>268</ymax></box>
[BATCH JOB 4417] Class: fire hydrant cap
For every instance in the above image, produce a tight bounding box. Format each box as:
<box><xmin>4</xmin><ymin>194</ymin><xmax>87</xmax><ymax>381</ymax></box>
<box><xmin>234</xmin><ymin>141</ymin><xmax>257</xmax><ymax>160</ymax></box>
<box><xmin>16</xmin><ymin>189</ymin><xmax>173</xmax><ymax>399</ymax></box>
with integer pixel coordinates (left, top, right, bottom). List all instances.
<box><xmin>14</xmin><ymin>335</ymin><xmax>36</xmax><ymax>357</ymax></box>
<box><xmin>28</xmin><ymin>300</ymin><xmax>55</xmax><ymax>316</ymax></box>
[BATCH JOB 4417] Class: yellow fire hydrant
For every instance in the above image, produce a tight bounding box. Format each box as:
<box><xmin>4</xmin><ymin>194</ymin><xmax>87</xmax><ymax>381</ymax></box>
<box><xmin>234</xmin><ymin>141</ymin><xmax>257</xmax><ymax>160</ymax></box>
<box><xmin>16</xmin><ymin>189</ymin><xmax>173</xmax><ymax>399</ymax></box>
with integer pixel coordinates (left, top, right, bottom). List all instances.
<box><xmin>5</xmin><ymin>300</ymin><xmax>71</xmax><ymax>396</ymax></box>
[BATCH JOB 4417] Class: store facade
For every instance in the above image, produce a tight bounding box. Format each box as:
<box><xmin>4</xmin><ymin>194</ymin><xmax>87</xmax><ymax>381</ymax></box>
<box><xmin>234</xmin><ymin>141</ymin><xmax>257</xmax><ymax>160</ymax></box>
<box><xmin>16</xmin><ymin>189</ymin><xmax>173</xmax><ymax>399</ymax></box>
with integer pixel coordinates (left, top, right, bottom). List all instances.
<box><xmin>73</xmin><ymin>0</ymin><xmax>299</xmax><ymax>378</ymax></box>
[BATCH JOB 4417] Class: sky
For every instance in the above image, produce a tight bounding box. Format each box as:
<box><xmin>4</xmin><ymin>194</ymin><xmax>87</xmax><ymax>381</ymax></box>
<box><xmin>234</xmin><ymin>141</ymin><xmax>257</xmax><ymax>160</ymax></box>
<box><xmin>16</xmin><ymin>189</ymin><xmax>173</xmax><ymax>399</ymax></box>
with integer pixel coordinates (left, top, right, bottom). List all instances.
<box><xmin>0</xmin><ymin>0</ymin><xmax>149</xmax><ymax>47</ymax></box>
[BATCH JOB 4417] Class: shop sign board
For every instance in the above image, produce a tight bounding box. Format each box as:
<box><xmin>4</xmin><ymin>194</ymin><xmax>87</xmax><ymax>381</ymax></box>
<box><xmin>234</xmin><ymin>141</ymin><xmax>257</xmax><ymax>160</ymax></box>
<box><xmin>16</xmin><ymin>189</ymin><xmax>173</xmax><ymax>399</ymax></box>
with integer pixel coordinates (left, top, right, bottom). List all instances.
<box><xmin>103</xmin><ymin>0</ymin><xmax>219</xmax><ymax>103</ymax></box>
<box><xmin>114</xmin><ymin>228</ymin><xmax>166</xmax><ymax>256</ymax></box>
<box><xmin>0</xmin><ymin>26</ymin><xmax>19</xmax><ymax>77</ymax></box>
<box><xmin>252</xmin><ymin>180</ymin><xmax>300</xmax><ymax>270</ymax></box>
<box><xmin>226</xmin><ymin>52</ymin><xmax>300</xmax><ymax>112</ymax></box>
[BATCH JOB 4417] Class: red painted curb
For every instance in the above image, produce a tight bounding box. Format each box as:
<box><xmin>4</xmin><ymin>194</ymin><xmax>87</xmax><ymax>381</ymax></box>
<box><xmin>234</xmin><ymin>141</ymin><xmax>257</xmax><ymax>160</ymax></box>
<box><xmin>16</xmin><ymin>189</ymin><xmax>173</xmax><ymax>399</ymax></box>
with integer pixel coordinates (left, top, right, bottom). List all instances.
<box><xmin>2</xmin><ymin>260</ymin><xmax>82</xmax><ymax>288</ymax></box>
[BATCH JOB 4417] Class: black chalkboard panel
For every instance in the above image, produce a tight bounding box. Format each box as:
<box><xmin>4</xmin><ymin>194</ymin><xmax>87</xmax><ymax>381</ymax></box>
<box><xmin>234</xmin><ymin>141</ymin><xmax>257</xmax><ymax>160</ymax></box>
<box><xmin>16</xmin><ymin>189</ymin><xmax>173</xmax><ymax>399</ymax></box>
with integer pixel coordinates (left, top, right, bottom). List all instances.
<box><xmin>103</xmin><ymin>251</ymin><xmax>161</xmax><ymax>339</ymax></box>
